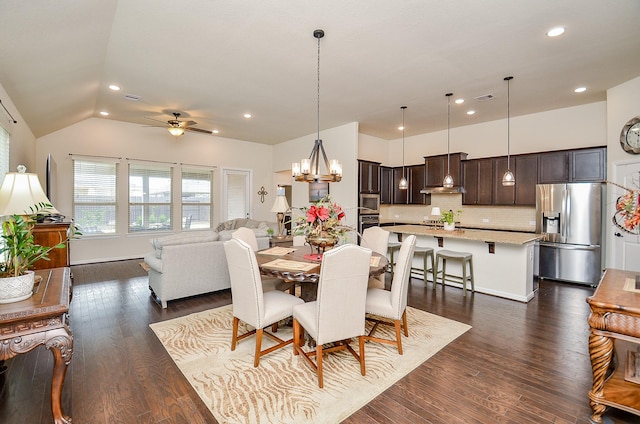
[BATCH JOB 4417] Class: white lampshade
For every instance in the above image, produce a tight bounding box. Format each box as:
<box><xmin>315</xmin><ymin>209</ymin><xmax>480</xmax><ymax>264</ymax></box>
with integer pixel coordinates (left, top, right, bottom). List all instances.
<box><xmin>430</xmin><ymin>207</ymin><xmax>441</xmax><ymax>217</ymax></box>
<box><xmin>270</xmin><ymin>195</ymin><xmax>290</xmax><ymax>213</ymax></box>
<box><xmin>0</xmin><ymin>165</ymin><xmax>59</xmax><ymax>216</ymax></box>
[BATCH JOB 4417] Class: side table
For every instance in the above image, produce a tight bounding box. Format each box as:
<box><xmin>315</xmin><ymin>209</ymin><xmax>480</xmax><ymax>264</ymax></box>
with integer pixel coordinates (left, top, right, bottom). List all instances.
<box><xmin>0</xmin><ymin>267</ymin><xmax>73</xmax><ymax>424</ymax></box>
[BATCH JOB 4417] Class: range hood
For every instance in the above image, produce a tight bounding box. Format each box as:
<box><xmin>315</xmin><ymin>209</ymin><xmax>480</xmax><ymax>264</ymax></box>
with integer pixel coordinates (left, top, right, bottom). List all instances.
<box><xmin>420</xmin><ymin>186</ymin><xmax>466</xmax><ymax>194</ymax></box>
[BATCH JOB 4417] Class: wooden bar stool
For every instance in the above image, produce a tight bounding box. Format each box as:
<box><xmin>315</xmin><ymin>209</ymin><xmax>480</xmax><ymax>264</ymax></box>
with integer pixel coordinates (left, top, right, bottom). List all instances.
<box><xmin>434</xmin><ymin>250</ymin><xmax>475</xmax><ymax>296</ymax></box>
<box><xmin>388</xmin><ymin>243</ymin><xmax>435</xmax><ymax>287</ymax></box>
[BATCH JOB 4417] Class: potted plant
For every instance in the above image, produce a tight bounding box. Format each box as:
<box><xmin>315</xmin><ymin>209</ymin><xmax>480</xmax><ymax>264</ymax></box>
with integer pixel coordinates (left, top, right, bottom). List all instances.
<box><xmin>0</xmin><ymin>202</ymin><xmax>81</xmax><ymax>303</ymax></box>
<box><xmin>440</xmin><ymin>209</ymin><xmax>462</xmax><ymax>231</ymax></box>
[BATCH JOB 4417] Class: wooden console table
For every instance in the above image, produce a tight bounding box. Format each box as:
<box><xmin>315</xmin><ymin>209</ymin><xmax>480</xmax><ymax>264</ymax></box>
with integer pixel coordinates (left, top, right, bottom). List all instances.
<box><xmin>0</xmin><ymin>267</ymin><xmax>73</xmax><ymax>424</ymax></box>
<box><xmin>587</xmin><ymin>268</ymin><xmax>640</xmax><ymax>423</ymax></box>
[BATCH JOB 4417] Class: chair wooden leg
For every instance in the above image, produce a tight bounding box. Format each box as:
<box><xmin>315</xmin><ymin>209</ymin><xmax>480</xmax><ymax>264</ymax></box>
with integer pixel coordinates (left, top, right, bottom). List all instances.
<box><xmin>402</xmin><ymin>309</ymin><xmax>409</xmax><ymax>337</ymax></box>
<box><xmin>316</xmin><ymin>345</ymin><xmax>324</xmax><ymax>388</ymax></box>
<box><xmin>254</xmin><ymin>328</ymin><xmax>263</xmax><ymax>367</ymax></box>
<box><xmin>359</xmin><ymin>336</ymin><xmax>366</xmax><ymax>376</ymax></box>
<box><xmin>293</xmin><ymin>319</ymin><xmax>300</xmax><ymax>356</ymax></box>
<box><xmin>394</xmin><ymin>320</ymin><xmax>403</xmax><ymax>355</ymax></box>
<box><xmin>231</xmin><ymin>317</ymin><xmax>239</xmax><ymax>350</ymax></box>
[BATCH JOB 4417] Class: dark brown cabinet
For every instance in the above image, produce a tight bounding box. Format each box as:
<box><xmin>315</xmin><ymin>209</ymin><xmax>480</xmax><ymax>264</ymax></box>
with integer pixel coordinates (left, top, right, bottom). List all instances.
<box><xmin>514</xmin><ymin>154</ymin><xmax>538</xmax><ymax>206</ymax></box>
<box><xmin>425</xmin><ymin>153</ymin><xmax>468</xmax><ymax>188</ymax></box>
<box><xmin>408</xmin><ymin>164</ymin><xmax>427</xmax><ymax>205</ymax></box>
<box><xmin>380</xmin><ymin>166</ymin><xmax>393</xmax><ymax>204</ymax></box>
<box><xmin>462</xmin><ymin>158</ymin><xmax>493</xmax><ymax>205</ymax></box>
<box><xmin>358</xmin><ymin>160</ymin><xmax>380</xmax><ymax>193</ymax></box>
<box><xmin>32</xmin><ymin>222</ymin><xmax>71</xmax><ymax>269</ymax></box>
<box><xmin>538</xmin><ymin>147</ymin><xmax>606</xmax><ymax>184</ymax></box>
<box><xmin>492</xmin><ymin>156</ymin><xmax>515</xmax><ymax>205</ymax></box>
<box><xmin>393</xmin><ymin>167</ymin><xmax>408</xmax><ymax>204</ymax></box>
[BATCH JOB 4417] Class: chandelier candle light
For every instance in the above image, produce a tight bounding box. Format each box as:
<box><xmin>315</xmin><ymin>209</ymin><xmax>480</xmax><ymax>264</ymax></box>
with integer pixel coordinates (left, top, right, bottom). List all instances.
<box><xmin>502</xmin><ymin>76</ymin><xmax>515</xmax><ymax>186</ymax></box>
<box><xmin>292</xmin><ymin>29</ymin><xmax>342</xmax><ymax>183</ymax></box>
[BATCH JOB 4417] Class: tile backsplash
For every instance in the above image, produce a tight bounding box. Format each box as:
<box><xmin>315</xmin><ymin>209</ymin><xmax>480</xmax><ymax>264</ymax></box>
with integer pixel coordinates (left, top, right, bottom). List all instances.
<box><xmin>380</xmin><ymin>193</ymin><xmax>537</xmax><ymax>232</ymax></box>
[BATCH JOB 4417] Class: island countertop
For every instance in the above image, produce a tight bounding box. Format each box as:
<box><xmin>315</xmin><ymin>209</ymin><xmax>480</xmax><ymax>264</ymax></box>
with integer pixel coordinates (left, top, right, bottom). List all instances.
<box><xmin>385</xmin><ymin>225</ymin><xmax>542</xmax><ymax>245</ymax></box>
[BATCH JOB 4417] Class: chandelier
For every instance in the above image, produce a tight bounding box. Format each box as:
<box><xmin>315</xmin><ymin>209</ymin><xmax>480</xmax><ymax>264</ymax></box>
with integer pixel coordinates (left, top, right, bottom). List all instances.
<box><xmin>292</xmin><ymin>29</ymin><xmax>342</xmax><ymax>183</ymax></box>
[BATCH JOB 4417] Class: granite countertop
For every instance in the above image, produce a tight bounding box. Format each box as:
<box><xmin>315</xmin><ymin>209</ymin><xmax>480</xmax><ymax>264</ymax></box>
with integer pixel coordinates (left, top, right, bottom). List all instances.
<box><xmin>384</xmin><ymin>224</ymin><xmax>542</xmax><ymax>245</ymax></box>
<box><xmin>379</xmin><ymin>218</ymin><xmax>536</xmax><ymax>233</ymax></box>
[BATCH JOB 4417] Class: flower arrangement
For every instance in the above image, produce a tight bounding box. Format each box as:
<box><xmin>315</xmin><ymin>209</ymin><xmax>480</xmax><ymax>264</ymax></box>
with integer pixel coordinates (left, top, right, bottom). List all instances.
<box><xmin>610</xmin><ymin>181</ymin><xmax>640</xmax><ymax>234</ymax></box>
<box><xmin>292</xmin><ymin>195</ymin><xmax>352</xmax><ymax>241</ymax></box>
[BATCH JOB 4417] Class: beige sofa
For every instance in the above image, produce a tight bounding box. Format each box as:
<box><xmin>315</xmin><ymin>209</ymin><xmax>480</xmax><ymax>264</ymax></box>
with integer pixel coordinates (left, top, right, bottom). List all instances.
<box><xmin>144</xmin><ymin>219</ymin><xmax>276</xmax><ymax>308</ymax></box>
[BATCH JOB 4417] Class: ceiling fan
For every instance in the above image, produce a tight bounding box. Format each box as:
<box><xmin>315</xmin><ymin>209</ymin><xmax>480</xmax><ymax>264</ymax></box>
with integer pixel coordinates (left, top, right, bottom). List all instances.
<box><xmin>145</xmin><ymin>112</ymin><xmax>213</xmax><ymax>137</ymax></box>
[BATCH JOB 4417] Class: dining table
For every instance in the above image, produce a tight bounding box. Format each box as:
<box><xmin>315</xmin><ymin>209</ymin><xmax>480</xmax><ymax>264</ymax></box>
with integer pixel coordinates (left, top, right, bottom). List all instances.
<box><xmin>256</xmin><ymin>245</ymin><xmax>388</xmax><ymax>301</ymax></box>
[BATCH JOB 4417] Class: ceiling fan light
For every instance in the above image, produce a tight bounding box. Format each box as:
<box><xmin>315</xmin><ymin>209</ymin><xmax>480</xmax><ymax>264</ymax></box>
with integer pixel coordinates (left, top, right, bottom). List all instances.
<box><xmin>502</xmin><ymin>170</ymin><xmax>515</xmax><ymax>186</ymax></box>
<box><xmin>168</xmin><ymin>126</ymin><xmax>185</xmax><ymax>137</ymax></box>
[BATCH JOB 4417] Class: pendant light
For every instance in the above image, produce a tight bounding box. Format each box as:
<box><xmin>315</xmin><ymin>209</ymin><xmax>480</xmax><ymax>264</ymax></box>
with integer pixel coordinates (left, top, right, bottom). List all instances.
<box><xmin>502</xmin><ymin>76</ymin><xmax>515</xmax><ymax>186</ymax></box>
<box><xmin>398</xmin><ymin>106</ymin><xmax>408</xmax><ymax>190</ymax></box>
<box><xmin>291</xmin><ymin>29</ymin><xmax>341</xmax><ymax>183</ymax></box>
<box><xmin>443</xmin><ymin>93</ymin><xmax>454</xmax><ymax>188</ymax></box>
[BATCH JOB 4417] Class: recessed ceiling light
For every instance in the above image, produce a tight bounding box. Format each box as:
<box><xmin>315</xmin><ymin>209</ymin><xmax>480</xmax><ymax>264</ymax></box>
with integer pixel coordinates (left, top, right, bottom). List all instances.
<box><xmin>455</xmin><ymin>99</ymin><xmax>464</xmax><ymax>105</ymax></box>
<box><xmin>466</xmin><ymin>110</ymin><xmax>476</xmax><ymax>115</ymax></box>
<box><xmin>546</xmin><ymin>26</ymin><xmax>565</xmax><ymax>37</ymax></box>
<box><xmin>574</xmin><ymin>86</ymin><xmax>587</xmax><ymax>93</ymax></box>
<box><xmin>108</xmin><ymin>84</ymin><xmax>121</xmax><ymax>91</ymax></box>
<box><xmin>398</xmin><ymin>126</ymin><xmax>404</xmax><ymax>131</ymax></box>
<box><xmin>243</xmin><ymin>113</ymin><xmax>252</xmax><ymax>118</ymax></box>
<box><xmin>212</xmin><ymin>129</ymin><xmax>219</xmax><ymax>134</ymax></box>
<box><xmin>99</xmin><ymin>111</ymin><xmax>109</xmax><ymax>116</ymax></box>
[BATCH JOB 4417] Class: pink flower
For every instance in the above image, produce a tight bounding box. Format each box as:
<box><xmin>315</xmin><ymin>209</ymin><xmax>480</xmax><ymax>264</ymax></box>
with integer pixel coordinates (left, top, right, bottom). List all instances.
<box><xmin>316</xmin><ymin>206</ymin><xmax>330</xmax><ymax>221</ymax></box>
<box><xmin>306</xmin><ymin>205</ymin><xmax>318</xmax><ymax>223</ymax></box>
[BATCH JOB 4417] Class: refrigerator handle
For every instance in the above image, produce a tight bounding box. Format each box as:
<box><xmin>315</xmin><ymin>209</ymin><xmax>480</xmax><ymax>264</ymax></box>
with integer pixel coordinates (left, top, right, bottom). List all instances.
<box><xmin>561</xmin><ymin>188</ymin><xmax>567</xmax><ymax>239</ymax></box>
<box><xmin>565</xmin><ymin>187</ymin><xmax>570</xmax><ymax>238</ymax></box>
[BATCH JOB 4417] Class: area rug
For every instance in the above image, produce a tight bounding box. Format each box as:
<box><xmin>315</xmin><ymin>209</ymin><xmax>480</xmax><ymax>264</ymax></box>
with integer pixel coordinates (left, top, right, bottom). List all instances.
<box><xmin>150</xmin><ymin>304</ymin><xmax>471</xmax><ymax>424</ymax></box>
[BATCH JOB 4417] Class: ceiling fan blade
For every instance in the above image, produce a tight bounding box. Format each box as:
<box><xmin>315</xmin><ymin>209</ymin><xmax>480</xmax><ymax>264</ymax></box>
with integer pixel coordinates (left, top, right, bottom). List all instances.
<box><xmin>185</xmin><ymin>127</ymin><xmax>213</xmax><ymax>135</ymax></box>
<box><xmin>144</xmin><ymin>116</ymin><xmax>169</xmax><ymax>124</ymax></box>
<box><xmin>183</xmin><ymin>120</ymin><xmax>198</xmax><ymax>126</ymax></box>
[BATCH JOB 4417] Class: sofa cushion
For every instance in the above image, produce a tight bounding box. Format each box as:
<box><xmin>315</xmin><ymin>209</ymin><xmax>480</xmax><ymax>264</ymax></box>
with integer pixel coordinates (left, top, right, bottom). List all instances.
<box><xmin>151</xmin><ymin>231</ymin><xmax>219</xmax><ymax>258</ymax></box>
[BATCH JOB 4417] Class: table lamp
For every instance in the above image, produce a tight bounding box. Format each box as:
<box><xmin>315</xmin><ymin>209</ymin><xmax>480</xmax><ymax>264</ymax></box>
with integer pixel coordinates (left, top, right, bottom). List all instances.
<box><xmin>0</xmin><ymin>165</ymin><xmax>59</xmax><ymax>216</ymax></box>
<box><xmin>430</xmin><ymin>207</ymin><xmax>441</xmax><ymax>218</ymax></box>
<box><xmin>270</xmin><ymin>187</ymin><xmax>289</xmax><ymax>239</ymax></box>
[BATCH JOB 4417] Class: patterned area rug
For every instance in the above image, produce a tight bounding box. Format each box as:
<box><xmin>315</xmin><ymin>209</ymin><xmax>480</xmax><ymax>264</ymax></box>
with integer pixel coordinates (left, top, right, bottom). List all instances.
<box><xmin>150</xmin><ymin>304</ymin><xmax>470</xmax><ymax>424</ymax></box>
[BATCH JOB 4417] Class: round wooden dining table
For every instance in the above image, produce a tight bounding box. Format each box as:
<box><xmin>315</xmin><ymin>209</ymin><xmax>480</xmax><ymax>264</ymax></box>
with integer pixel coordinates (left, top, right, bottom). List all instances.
<box><xmin>256</xmin><ymin>245</ymin><xmax>388</xmax><ymax>301</ymax></box>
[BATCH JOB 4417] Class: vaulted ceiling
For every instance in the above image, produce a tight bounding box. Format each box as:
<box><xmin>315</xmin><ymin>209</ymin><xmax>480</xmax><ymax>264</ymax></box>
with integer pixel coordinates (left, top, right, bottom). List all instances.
<box><xmin>1</xmin><ymin>0</ymin><xmax>639</xmax><ymax>144</ymax></box>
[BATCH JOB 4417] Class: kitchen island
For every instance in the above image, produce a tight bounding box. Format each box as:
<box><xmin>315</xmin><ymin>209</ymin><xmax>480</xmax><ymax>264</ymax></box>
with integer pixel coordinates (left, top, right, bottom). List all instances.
<box><xmin>386</xmin><ymin>225</ymin><xmax>542</xmax><ymax>302</ymax></box>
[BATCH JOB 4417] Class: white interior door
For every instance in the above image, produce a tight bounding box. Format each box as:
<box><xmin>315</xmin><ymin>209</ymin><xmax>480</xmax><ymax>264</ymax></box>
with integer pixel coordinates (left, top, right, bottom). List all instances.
<box><xmin>612</xmin><ymin>161</ymin><xmax>640</xmax><ymax>272</ymax></box>
<box><xmin>222</xmin><ymin>169</ymin><xmax>251</xmax><ymax>221</ymax></box>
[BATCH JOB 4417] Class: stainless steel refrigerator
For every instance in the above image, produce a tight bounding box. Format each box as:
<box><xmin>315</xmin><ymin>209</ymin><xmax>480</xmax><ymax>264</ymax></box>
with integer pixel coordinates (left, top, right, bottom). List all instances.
<box><xmin>536</xmin><ymin>183</ymin><xmax>603</xmax><ymax>285</ymax></box>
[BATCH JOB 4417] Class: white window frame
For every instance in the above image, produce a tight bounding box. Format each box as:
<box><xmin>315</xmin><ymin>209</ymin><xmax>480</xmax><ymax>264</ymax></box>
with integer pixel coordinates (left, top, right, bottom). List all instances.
<box><xmin>181</xmin><ymin>167</ymin><xmax>214</xmax><ymax>230</ymax></box>
<box><xmin>72</xmin><ymin>158</ymin><xmax>118</xmax><ymax>236</ymax></box>
<box><xmin>128</xmin><ymin>163</ymin><xmax>173</xmax><ymax>233</ymax></box>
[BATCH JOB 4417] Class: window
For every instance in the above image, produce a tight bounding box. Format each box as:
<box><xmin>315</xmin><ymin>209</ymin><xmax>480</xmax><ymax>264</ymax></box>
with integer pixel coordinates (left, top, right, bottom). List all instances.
<box><xmin>181</xmin><ymin>168</ymin><xmax>213</xmax><ymax>230</ymax></box>
<box><xmin>0</xmin><ymin>125</ymin><xmax>9</xmax><ymax>182</ymax></box>
<box><xmin>73</xmin><ymin>159</ymin><xmax>118</xmax><ymax>235</ymax></box>
<box><xmin>129</xmin><ymin>163</ymin><xmax>172</xmax><ymax>232</ymax></box>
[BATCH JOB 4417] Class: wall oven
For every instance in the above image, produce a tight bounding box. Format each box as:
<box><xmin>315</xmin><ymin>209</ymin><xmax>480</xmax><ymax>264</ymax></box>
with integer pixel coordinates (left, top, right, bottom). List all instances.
<box><xmin>359</xmin><ymin>193</ymin><xmax>380</xmax><ymax>214</ymax></box>
<box><xmin>359</xmin><ymin>214</ymin><xmax>380</xmax><ymax>234</ymax></box>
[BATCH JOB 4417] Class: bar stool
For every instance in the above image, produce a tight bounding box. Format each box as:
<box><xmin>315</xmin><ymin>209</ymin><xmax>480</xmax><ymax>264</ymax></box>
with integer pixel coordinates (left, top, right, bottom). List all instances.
<box><xmin>434</xmin><ymin>250</ymin><xmax>475</xmax><ymax>296</ymax></box>
<box><xmin>388</xmin><ymin>243</ymin><xmax>435</xmax><ymax>287</ymax></box>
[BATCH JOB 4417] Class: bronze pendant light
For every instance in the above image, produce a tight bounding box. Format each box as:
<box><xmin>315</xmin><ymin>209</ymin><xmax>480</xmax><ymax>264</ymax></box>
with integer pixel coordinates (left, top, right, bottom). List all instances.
<box><xmin>502</xmin><ymin>76</ymin><xmax>515</xmax><ymax>186</ymax></box>
<box><xmin>443</xmin><ymin>93</ymin><xmax>454</xmax><ymax>188</ymax></box>
<box><xmin>399</xmin><ymin>106</ymin><xmax>408</xmax><ymax>190</ymax></box>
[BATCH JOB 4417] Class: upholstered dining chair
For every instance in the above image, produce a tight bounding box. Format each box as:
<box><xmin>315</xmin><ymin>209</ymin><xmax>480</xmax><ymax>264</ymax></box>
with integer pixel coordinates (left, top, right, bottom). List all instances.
<box><xmin>231</xmin><ymin>227</ymin><xmax>295</xmax><ymax>293</ymax></box>
<box><xmin>361</xmin><ymin>226</ymin><xmax>390</xmax><ymax>289</ymax></box>
<box><xmin>223</xmin><ymin>238</ymin><xmax>304</xmax><ymax>367</ymax></box>
<box><xmin>292</xmin><ymin>244</ymin><xmax>372</xmax><ymax>388</ymax></box>
<box><xmin>364</xmin><ymin>234</ymin><xmax>416</xmax><ymax>355</ymax></box>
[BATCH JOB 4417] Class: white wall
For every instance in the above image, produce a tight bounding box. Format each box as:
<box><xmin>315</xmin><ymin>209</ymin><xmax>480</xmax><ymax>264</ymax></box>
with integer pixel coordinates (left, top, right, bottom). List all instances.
<box><xmin>0</xmin><ymin>82</ymin><xmax>36</xmax><ymax>173</ymax></box>
<box><xmin>37</xmin><ymin>117</ymin><xmax>276</xmax><ymax>264</ymax></box>
<box><xmin>383</xmin><ymin>102</ymin><xmax>607</xmax><ymax>167</ymax></box>
<box><xmin>604</xmin><ymin>75</ymin><xmax>640</xmax><ymax>268</ymax></box>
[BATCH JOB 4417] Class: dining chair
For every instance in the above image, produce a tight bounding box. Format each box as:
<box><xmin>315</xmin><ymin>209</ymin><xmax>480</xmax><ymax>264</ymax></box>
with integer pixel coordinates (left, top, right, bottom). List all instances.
<box><xmin>232</xmin><ymin>227</ymin><xmax>295</xmax><ymax>293</ymax></box>
<box><xmin>292</xmin><ymin>243</ymin><xmax>372</xmax><ymax>388</ymax></box>
<box><xmin>364</xmin><ymin>234</ymin><xmax>416</xmax><ymax>355</ymax></box>
<box><xmin>361</xmin><ymin>226</ymin><xmax>390</xmax><ymax>289</ymax></box>
<box><xmin>223</xmin><ymin>238</ymin><xmax>305</xmax><ymax>367</ymax></box>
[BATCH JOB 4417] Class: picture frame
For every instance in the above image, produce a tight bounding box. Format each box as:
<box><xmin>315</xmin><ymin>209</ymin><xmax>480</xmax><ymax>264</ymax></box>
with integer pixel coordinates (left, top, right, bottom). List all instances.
<box><xmin>309</xmin><ymin>182</ymin><xmax>329</xmax><ymax>202</ymax></box>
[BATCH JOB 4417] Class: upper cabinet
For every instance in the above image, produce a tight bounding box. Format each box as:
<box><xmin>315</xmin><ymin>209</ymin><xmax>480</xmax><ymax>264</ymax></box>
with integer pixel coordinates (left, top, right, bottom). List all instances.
<box><xmin>491</xmin><ymin>154</ymin><xmax>538</xmax><ymax>206</ymax></box>
<box><xmin>392</xmin><ymin>167</ymin><xmax>408</xmax><ymax>204</ymax></box>
<box><xmin>408</xmin><ymin>164</ymin><xmax>427</xmax><ymax>205</ymax></box>
<box><xmin>380</xmin><ymin>166</ymin><xmax>393</xmax><ymax>204</ymax></box>
<box><xmin>462</xmin><ymin>158</ymin><xmax>493</xmax><ymax>205</ymax></box>
<box><xmin>358</xmin><ymin>160</ymin><xmax>380</xmax><ymax>193</ymax></box>
<box><xmin>538</xmin><ymin>147</ymin><xmax>606</xmax><ymax>184</ymax></box>
<box><xmin>425</xmin><ymin>153</ymin><xmax>468</xmax><ymax>188</ymax></box>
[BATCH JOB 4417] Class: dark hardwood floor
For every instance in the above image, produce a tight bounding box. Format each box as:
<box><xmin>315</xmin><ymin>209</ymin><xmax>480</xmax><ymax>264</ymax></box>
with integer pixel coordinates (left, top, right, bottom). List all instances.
<box><xmin>0</xmin><ymin>259</ymin><xmax>637</xmax><ymax>423</ymax></box>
